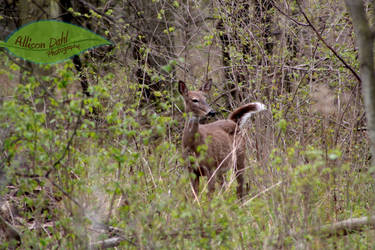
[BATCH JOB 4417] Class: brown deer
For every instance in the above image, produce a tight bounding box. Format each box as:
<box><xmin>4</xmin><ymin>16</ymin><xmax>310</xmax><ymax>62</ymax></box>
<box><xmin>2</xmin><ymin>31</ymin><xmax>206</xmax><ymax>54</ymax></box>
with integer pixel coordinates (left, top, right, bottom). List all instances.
<box><xmin>178</xmin><ymin>80</ymin><xmax>266</xmax><ymax>199</ymax></box>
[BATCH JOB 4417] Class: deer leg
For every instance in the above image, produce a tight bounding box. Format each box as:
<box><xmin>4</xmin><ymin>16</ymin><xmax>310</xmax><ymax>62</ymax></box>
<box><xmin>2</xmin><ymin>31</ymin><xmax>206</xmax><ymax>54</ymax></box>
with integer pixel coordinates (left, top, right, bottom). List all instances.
<box><xmin>218</xmin><ymin>174</ymin><xmax>226</xmax><ymax>190</ymax></box>
<box><xmin>192</xmin><ymin>173</ymin><xmax>200</xmax><ymax>195</ymax></box>
<box><xmin>207</xmin><ymin>171</ymin><xmax>216</xmax><ymax>196</ymax></box>
<box><xmin>236</xmin><ymin>171</ymin><xmax>244</xmax><ymax>199</ymax></box>
<box><xmin>236</xmin><ymin>153</ymin><xmax>245</xmax><ymax>199</ymax></box>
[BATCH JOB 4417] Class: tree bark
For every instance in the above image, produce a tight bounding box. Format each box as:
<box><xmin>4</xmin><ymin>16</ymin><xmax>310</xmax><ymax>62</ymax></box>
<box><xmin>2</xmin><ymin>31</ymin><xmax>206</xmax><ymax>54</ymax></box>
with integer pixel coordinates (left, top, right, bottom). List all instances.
<box><xmin>345</xmin><ymin>1</ymin><xmax>375</xmax><ymax>167</ymax></box>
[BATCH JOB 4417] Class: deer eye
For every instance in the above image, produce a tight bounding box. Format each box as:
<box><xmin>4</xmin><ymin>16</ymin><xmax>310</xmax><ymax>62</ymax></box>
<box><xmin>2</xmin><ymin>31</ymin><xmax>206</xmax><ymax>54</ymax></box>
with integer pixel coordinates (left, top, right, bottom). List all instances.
<box><xmin>192</xmin><ymin>99</ymin><xmax>199</xmax><ymax>103</ymax></box>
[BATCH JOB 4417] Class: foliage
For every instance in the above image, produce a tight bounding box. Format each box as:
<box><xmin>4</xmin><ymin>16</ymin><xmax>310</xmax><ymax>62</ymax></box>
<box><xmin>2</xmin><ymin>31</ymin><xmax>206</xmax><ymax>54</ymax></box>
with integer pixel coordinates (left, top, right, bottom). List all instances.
<box><xmin>0</xmin><ymin>0</ymin><xmax>374</xmax><ymax>248</ymax></box>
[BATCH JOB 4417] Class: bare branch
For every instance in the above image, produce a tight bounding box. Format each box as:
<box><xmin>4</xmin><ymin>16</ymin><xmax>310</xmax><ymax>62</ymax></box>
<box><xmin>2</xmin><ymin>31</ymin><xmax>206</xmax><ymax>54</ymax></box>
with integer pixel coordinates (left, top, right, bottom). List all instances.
<box><xmin>270</xmin><ymin>1</ymin><xmax>309</xmax><ymax>27</ymax></box>
<box><xmin>296</xmin><ymin>1</ymin><xmax>361</xmax><ymax>83</ymax></box>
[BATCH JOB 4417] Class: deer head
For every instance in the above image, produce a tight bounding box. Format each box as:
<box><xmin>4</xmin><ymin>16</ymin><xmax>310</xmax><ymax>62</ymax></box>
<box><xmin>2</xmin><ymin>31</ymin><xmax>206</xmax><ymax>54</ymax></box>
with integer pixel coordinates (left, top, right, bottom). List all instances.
<box><xmin>178</xmin><ymin>80</ymin><xmax>216</xmax><ymax>118</ymax></box>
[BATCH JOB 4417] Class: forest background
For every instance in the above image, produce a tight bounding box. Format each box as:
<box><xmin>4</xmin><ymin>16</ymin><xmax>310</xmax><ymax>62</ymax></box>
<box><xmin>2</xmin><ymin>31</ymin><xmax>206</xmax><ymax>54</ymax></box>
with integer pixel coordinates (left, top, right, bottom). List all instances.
<box><xmin>1</xmin><ymin>0</ymin><xmax>375</xmax><ymax>248</ymax></box>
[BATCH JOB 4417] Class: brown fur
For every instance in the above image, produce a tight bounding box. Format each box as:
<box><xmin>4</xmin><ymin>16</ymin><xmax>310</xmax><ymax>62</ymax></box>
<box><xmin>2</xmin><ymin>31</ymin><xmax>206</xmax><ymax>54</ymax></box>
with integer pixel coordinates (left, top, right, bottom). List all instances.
<box><xmin>178</xmin><ymin>80</ymin><xmax>265</xmax><ymax>198</ymax></box>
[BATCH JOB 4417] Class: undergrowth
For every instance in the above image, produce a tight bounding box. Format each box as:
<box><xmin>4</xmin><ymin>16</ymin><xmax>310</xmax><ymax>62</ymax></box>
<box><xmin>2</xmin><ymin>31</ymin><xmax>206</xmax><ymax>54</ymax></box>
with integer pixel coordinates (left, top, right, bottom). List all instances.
<box><xmin>0</xmin><ymin>0</ymin><xmax>374</xmax><ymax>248</ymax></box>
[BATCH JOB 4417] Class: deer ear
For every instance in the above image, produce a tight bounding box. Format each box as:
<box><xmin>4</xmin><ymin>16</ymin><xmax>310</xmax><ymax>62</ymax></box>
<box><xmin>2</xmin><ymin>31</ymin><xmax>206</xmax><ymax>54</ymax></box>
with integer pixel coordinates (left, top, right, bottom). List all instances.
<box><xmin>178</xmin><ymin>80</ymin><xmax>188</xmax><ymax>96</ymax></box>
<box><xmin>200</xmin><ymin>79</ymin><xmax>212</xmax><ymax>93</ymax></box>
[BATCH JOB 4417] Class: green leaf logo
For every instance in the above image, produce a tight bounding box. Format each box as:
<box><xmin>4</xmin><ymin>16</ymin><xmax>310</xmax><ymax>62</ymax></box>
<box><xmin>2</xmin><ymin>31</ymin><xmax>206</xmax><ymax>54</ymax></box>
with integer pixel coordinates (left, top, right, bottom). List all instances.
<box><xmin>0</xmin><ymin>20</ymin><xmax>112</xmax><ymax>64</ymax></box>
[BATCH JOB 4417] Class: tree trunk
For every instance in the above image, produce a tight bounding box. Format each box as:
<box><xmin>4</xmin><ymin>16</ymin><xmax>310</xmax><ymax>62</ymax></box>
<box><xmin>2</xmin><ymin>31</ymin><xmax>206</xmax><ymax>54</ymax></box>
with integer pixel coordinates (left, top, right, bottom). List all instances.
<box><xmin>345</xmin><ymin>1</ymin><xmax>375</xmax><ymax>168</ymax></box>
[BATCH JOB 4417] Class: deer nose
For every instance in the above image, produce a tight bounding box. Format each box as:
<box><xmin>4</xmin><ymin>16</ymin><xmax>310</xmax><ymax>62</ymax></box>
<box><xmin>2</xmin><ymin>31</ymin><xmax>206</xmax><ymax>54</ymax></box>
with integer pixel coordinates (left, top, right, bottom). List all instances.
<box><xmin>207</xmin><ymin>110</ymin><xmax>216</xmax><ymax>117</ymax></box>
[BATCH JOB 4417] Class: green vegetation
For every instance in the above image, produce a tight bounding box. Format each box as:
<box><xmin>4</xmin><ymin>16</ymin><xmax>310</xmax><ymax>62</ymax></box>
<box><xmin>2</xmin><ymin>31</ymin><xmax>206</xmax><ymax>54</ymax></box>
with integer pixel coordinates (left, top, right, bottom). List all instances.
<box><xmin>0</xmin><ymin>0</ymin><xmax>374</xmax><ymax>248</ymax></box>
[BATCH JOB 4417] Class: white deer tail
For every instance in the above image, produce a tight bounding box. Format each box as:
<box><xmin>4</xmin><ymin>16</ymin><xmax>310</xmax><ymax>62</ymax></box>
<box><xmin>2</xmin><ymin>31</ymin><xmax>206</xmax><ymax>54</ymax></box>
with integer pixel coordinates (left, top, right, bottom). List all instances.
<box><xmin>228</xmin><ymin>102</ymin><xmax>266</xmax><ymax>128</ymax></box>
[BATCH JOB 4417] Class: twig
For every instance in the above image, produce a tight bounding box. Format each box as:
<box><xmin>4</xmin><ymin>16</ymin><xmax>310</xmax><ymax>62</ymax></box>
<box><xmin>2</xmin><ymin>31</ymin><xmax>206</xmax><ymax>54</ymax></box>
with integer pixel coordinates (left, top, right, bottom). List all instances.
<box><xmin>47</xmin><ymin>178</ymin><xmax>82</xmax><ymax>208</ymax></box>
<box><xmin>205</xmin><ymin>40</ymin><xmax>213</xmax><ymax>82</ymax></box>
<box><xmin>211</xmin><ymin>86</ymin><xmax>239</xmax><ymax>106</ymax></box>
<box><xmin>30</xmin><ymin>0</ymin><xmax>49</xmax><ymax>17</ymax></box>
<box><xmin>0</xmin><ymin>49</ymin><xmax>32</xmax><ymax>72</ymax></box>
<box><xmin>270</xmin><ymin>1</ymin><xmax>309</xmax><ymax>27</ymax></box>
<box><xmin>295</xmin><ymin>1</ymin><xmax>361</xmax><ymax>83</ymax></box>
<box><xmin>105</xmin><ymin>160</ymin><xmax>123</xmax><ymax>224</ymax></box>
<box><xmin>241</xmin><ymin>181</ymin><xmax>282</xmax><ymax>207</ymax></box>
<box><xmin>275</xmin><ymin>34</ymin><xmax>321</xmax><ymax>143</ymax></box>
<box><xmin>45</xmin><ymin>100</ymin><xmax>83</xmax><ymax>178</ymax></box>
<box><xmin>77</xmin><ymin>0</ymin><xmax>115</xmax><ymax>24</ymax></box>
<box><xmin>190</xmin><ymin>181</ymin><xmax>201</xmax><ymax>207</ymax></box>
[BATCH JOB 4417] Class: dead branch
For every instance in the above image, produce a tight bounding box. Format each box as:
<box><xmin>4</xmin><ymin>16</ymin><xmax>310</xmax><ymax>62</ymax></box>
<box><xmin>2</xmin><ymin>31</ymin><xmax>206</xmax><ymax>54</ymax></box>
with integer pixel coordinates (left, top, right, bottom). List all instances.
<box><xmin>90</xmin><ymin>236</ymin><xmax>136</xmax><ymax>249</ymax></box>
<box><xmin>90</xmin><ymin>237</ymin><xmax>124</xmax><ymax>249</ymax></box>
<box><xmin>308</xmin><ymin>216</ymin><xmax>375</xmax><ymax>238</ymax></box>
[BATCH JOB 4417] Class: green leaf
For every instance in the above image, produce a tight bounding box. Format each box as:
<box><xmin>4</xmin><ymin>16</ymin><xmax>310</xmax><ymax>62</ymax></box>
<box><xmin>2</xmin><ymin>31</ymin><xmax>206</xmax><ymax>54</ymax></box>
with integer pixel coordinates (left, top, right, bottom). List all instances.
<box><xmin>161</xmin><ymin>64</ymin><xmax>172</xmax><ymax>73</ymax></box>
<box><xmin>278</xmin><ymin>119</ymin><xmax>287</xmax><ymax>133</ymax></box>
<box><xmin>0</xmin><ymin>20</ymin><xmax>112</xmax><ymax>64</ymax></box>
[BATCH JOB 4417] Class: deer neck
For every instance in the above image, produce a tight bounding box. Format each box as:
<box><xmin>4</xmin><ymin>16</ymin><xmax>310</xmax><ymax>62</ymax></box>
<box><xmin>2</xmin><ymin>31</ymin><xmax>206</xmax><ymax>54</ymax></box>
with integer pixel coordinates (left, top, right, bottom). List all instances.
<box><xmin>183</xmin><ymin>113</ymin><xmax>200</xmax><ymax>147</ymax></box>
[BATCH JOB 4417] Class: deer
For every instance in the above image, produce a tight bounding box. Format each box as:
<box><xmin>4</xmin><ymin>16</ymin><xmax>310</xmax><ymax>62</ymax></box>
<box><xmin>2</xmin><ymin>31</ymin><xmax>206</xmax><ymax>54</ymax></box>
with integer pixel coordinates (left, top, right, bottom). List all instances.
<box><xmin>178</xmin><ymin>79</ymin><xmax>266</xmax><ymax>199</ymax></box>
